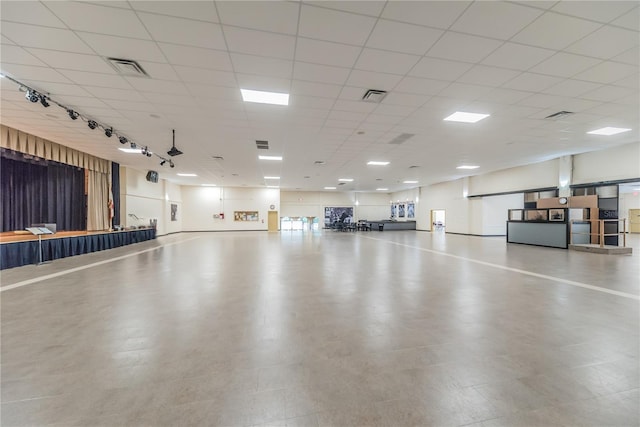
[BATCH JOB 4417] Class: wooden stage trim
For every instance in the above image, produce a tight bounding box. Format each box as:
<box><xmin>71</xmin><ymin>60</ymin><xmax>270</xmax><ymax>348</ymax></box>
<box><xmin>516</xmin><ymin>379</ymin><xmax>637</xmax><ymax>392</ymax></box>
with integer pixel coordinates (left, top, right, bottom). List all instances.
<box><xmin>0</xmin><ymin>229</ymin><xmax>150</xmax><ymax>244</ymax></box>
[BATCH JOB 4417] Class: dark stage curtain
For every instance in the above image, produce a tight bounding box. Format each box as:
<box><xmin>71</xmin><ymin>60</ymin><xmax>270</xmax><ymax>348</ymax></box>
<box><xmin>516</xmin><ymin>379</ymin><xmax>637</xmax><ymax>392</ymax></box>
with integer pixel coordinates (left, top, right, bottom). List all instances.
<box><xmin>1</xmin><ymin>154</ymin><xmax>86</xmax><ymax>232</ymax></box>
<box><xmin>111</xmin><ymin>161</ymin><xmax>120</xmax><ymax>227</ymax></box>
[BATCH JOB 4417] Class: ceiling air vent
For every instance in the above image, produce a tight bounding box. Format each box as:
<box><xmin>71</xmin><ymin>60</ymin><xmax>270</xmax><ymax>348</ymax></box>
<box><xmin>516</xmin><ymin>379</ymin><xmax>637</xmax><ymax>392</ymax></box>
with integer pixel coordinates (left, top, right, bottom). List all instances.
<box><xmin>256</xmin><ymin>140</ymin><xmax>269</xmax><ymax>150</ymax></box>
<box><xmin>338</xmin><ymin>182</ymin><xmax>346</xmax><ymax>186</ymax></box>
<box><xmin>314</xmin><ymin>160</ymin><xmax>326</xmax><ymax>165</ymax></box>
<box><xmin>389</xmin><ymin>133</ymin><xmax>415</xmax><ymax>145</ymax></box>
<box><xmin>409</xmin><ymin>165</ymin><xmax>420</xmax><ymax>169</ymax></box>
<box><xmin>362</xmin><ymin>89</ymin><xmax>387</xmax><ymax>103</ymax></box>
<box><xmin>545</xmin><ymin>111</ymin><xmax>574</xmax><ymax>120</ymax></box>
<box><xmin>107</xmin><ymin>58</ymin><xmax>149</xmax><ymax>78</ymax></box>
<box><xmin>212</xmin><ymin>156</ymin><xmax>224</xmax><ymax>160</ymax></box>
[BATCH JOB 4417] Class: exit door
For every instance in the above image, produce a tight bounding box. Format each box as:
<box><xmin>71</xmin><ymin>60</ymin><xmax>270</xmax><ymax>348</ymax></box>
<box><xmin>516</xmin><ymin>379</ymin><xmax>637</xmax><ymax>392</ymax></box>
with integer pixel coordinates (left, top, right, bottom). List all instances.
<box><xmin>268</xmin><ymin>211</ymin><xmax>279</xmax><ymax>232</ymax></box>
<box><xmin>630</xmin><ymin>209</ymin><xmax>640</xmax><ymax>233</ymax></box>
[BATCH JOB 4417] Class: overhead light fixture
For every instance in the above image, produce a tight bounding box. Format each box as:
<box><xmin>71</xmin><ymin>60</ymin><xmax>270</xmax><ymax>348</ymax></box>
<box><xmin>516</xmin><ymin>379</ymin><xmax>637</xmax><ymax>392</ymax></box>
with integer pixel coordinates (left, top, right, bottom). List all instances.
<box><xmin>118</xmin><ymin>148</ymin><xmax>142</xmax><ymax>154</ymax></box>
<box><xmin>25</xmin><ymin>89</ymin><xmax>39</xmax><ymax>103</ymax></box>
<box><xmin>587</xmin><ymin>127</ymin><xmax>631</xmax><ymax>136</ymax></box>
<box><xmin>457</xmin><ymin>165</ymin><xmax>479</xmax><ymax>170</ymax></box>
<box><xmin>201</xmin><ymin>184</ymin><xmax>216</xmax><ymax>187</ymax></box>
<box><xmin>376</xmin><ymin>188</ymin><xmax>389</xmax><ymax>191</ymax></box>
<box><xmin>160</xmin><ymin>160</ymin><xmax>166</xmax><ymax>166</ymax></box>
<box><xmin>368</xmin><ymin>161</ymin><xmax>389</xmax><ymax>166</ymax></box>
<box><xmin>338</xmin><ymin>178</ymin><xmax>354</xmax><ymax>182</ymax></box>
<box><xmin>67</xmin><ymin>109</ymin><xmax>79</xmax><ymax>120</ymax></box>
<box><xmin>39</xmin><ymin>95</ymin><xmax>50</xmax><ymax>107</ymax></box>
<box><xmin>267</xmin><ymin>186</ymin><xmax>280</xmax><ymax>188</ymax></box>
<box><xmin>324</xmin><ymin>187</ymin><xmax>336</xmax><ymax>190</ymax></box>
<box><xmin>264</xmin><ymin>176</ymin><xmax>280</xmax><ymax>180</ymax></box>
<box><xmin>167</xmin><ymin>129</ymin><xmax>183</xmax><ymax>156</ymax></box>
<box><xmin>403</xmin><ymin>180</ymin><xmax>418</xmax><ymax>184</ymax></box>
<box><xmin>444</xmin><ymin>112</ymin><xmax>490</xmax><ymax>123</ymax></box>
<box><xmin>105</xmin><ymin>128</ymin><xmax>113</xmax><ymax>138</ymax></box>
<box><xmin>258</xmin><ymin>155</ymin><xmax>283</xmax><ymax>161</ymax></box>
<box><xmin>241</xmin><ymin>89</ymin><xmax>289</xmax><ymax>106</ymax></box>
<box><xmin>130</xmin><ymin>142</ymin><xmax>137</xmax><ymax>149</ymax></box>
<box><xmin>119</xmin><ymin>136</ymin><xmax>127</xmax><ymax>144</ymax></box>
<box><xmin>169</xmin><ymin>161</ymin><xmax>175</xmax><ymax>168</ymax></box>
<box><xmin>177</xmin><ymin>173</ymin><xmax>197</xmax><ymax>177</ymax></box>
<box><xmin>87</xmin><ymin>120</ymin><xmax>97</xmax><ymax>130</ymax></box>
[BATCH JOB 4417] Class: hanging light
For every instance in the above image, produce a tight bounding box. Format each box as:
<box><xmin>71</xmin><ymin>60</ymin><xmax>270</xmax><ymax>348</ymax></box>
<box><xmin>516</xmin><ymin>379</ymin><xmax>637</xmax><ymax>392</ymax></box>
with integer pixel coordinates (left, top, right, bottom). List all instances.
<box><xmin>87</xmin><ymin>120</ymin><xmax>97</xmax><ymax>130</ymax></box>
<box><xmin>105</xmin><ymin>128</ymin><xmax>113</xmax><ymax>138</ymax></box>
<box><xmin>39</xmin><ymin>95</ymin><xmax>50</xmax><ymax>107</ymax></box>
<box><xmin>119</xmin><ymin>136</ymin><xmax>127</xmax><ymax>144</ymax></box>
<box><xmin>25</xmin><ymin>89</ymin><xmax>39</xmax><ymax>103</ymax></box>
<box><xmin>67</xmin><ymin>109</ymin><xmax>79</xmax><ymax>120</ymax></box>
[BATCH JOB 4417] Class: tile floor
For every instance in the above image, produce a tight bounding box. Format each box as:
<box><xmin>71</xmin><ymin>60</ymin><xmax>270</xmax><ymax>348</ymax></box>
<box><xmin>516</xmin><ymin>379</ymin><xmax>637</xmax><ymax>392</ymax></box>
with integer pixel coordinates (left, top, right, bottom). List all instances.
<box><xmin>1</xmin><ymin>231</ymin><xmax>638</xmax><ymax>426</ymax></box>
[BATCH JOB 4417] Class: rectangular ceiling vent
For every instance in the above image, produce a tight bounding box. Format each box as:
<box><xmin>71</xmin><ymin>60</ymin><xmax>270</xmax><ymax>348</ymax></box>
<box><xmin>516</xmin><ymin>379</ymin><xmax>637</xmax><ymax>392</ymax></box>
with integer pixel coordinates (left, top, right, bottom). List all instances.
<box><xmin>211</xmin><ymin>156</ymin><xmax>224</xmax><ymax>160</ymax></box>
<box><xmin>389</xmin><ymin>133</ymin><xmax>415</xmax><ymax>145</ymax></box>
<box><xmin>107</xmin><ymin>58</ymin><xmax>149</xmax><ymax>78</ymax></box>
<box><xmin>408</xmin><ymin>165</ymin><xmax>420</xmax><ymax>169</ymax></box>
<box><xmin>362</xmin><ymin>89</ymin><xmax>387</xmax><ymax>103</ymax></box>
<box><xmin>545</xmin><ymin>111</ymin><xmax>574</xmax><ymax>120</ymax></box>
<box><xmin>314</xmin><ymin>160</ymin><xmax>326</xmax><ymax>165</ymax></box>
<box><xmin>338</xmin><ymin>182</ymin><xmax>346</xmax><ymax>186</ymax></box>
<box><xmin>256</xmin><ymin>140</ymin><xmax>269</xmax><ymax>150</ymax></box>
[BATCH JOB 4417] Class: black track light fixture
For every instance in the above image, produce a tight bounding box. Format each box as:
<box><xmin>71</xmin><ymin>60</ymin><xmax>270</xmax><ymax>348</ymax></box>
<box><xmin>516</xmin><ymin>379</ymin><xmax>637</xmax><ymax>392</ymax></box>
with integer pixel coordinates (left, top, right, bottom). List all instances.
<box><xmin>130</xmin><ymin>142</ymin><xmax>137</xmax><ymax>149</ymax></box>
<box><xmin>39</xmin><ymin>95</ymin><xmax>50</xmax><ymax>107</ymax></box>
<box><xmin>169</xmin><ymin>160</ymin><xmax>175</xmax><ymax>168</ymax></box>
<box><xmin>160</xmin><ymin>160</ymin><xmax>166</xmax><ymax>166</ymax></box>
<box><xmin>105</xmin><ymin>128</ymin><xmax>113</xmax><ymax>138</ymax></box>
<box><xmin>25</xmin><ymin>89</ymin><xmax>39</xmax><ymax>103</ymax></box>
<box><xmin>119</xmin><ymin>136</ymin><xmax>127</xmax><ymax>144</ymax></box>
<box><xmin>67</xmin><ymin>109</ymin><xmax>79</xmax><ymax>120</ymax></box>
<box><xmin>87</xmin><ymin>120</ymin><xmax>97</xmax><ymax>130</ymax></box>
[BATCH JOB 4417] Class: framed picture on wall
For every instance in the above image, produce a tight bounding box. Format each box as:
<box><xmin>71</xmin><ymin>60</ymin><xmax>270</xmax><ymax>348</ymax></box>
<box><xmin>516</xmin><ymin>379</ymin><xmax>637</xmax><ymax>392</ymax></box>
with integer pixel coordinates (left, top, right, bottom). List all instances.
<box><xmin>324</xmin><ymin>207</ymin><xmax>353</xmax><ymax>226</ymax></box>
<box><xmin>171</xmin><ymin>204</ymin><xmax>177</xmax><ymax>221</ymax></box>
<box><xmin>407</xmin><ymin>203</ymin><xmax>415</xmax><ymax>219</ymax></box>
<box><xmin>398</xmin><ymin>204</ymin><xmax>405</xmax><ymax>218</ymax></box>
<box><xmin>234</xmin><ymin>211</ymin><xmax>259</xmax><ymax>221</ymax></box>
<box><xmin>549</xmin><ymin>209</ymin><xmax>565</xmax><ymax>222</ymax></box>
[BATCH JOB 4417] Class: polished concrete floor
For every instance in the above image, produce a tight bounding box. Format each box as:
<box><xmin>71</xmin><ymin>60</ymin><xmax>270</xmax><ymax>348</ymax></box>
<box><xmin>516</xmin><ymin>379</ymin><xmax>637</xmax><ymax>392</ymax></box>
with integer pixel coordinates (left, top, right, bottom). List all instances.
<box><xmin>1</xmin><ymin>231</ymin><xmax>638</xmax><ymax>426</ymax></box>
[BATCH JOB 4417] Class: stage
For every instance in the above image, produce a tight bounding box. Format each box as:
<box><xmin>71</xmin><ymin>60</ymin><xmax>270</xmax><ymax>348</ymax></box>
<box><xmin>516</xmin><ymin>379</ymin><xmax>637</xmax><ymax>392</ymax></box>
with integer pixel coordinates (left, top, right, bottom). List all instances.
<box><xmin>0</xmin><ymin>228</ymin><xmax>156</xmax><ymax>270</ymax></box>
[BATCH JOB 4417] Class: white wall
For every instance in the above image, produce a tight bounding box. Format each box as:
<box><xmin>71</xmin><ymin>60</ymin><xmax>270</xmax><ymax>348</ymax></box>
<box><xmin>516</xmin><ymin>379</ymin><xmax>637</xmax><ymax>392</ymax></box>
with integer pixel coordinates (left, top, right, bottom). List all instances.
<box><xmin>181</xmin><ymin>186</ymin><xmax>279</xmax><ymax>231</ymax></box>
<box><xmin>120</xmin><ymin>167</ymin><xmax>180</xmax><ymax>236</ymax></box>
<box><xmin>419</xmin><ymin>179</ymin><xmax>474</xmax><ymax>233</ymax></box>
<box><xmin>390</xmin><ymin>188</ymin><xmax>420</xmax><ymax>221</ymax></box>
<box><xmin>469</xmin><ymin>159</ymin><xmax>559</xmax><ymax>196</ymax></box>
<box><xmin>573</xmin><ymin>142</ymin><xmax>640</xmax><ymax>185</ymax></box>
<box><xmin>481</xmin><ymin>193</ymin><xmax>524</xmax><ymax>235</ymax></box>
<box><xmin>620</xmin><ymin>191</ymin><xmax>640</xmax><ymax>226</ymax></box>
<box><xmin>357</xmin><ymin>192</ymin><xmax>393</xmax><ymax>221</ymax></box>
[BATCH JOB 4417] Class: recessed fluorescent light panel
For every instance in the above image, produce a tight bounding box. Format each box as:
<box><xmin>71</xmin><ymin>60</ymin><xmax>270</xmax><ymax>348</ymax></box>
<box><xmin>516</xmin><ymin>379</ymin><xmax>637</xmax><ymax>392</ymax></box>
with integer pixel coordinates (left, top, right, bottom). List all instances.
<box><xmin>587</xmin><ymin>127</ymin><xmax>631</xmax><ymax>136</ymax></box>
<box><xmin>177</xmin><ymin>173</ymin><xmax>197</xmax><ymax>177</ymax></box>
<box><xmin>367</xmin><ymin>161</ymin><xmax>390</xmax><ymax>166</ymax></box>
<box><xmin>264</xmin><ymin>176</ymin><xmax>280</xmax><ymax>180</ymax></box>
<box><xmin>444</xmin><ymin>112</ymin><xmax>490</xmax><ymax>123</ymax></box>
<box><xmin>403</xmin><ymin>180</ymin><xmax>418</xmax><ymax>184</ymax></box>
<box><xmin>376</xmin><ymin>188</ymin><xmax>389</xmax><ymax>191</ymax></box>
<box><xmin>267</xmin><ymin>185</ymin><xmax>280</xmax><ymax>188</ymax></box>
<box><xmin>324</xmin><ymin>187</ymin><xmax>336</xmax><ymax>190</ymax></box>
<box><xmin>258</xmin><ymin>155</ymin><xmax>283</xmax><ymax>161</ymax></box>
<box><xmin>457</xmin><ymin>165</ymin><xmax>480</xmax><ymax>170</ymax></box>
<box><xmin>338</xmin><ymin>178</ymin><xmax>354</xmax><ymax>182</ymax></box>
<box><xmin>241</xmin><ymin>89</ymin><xmax>289</xmax><ymax>106</ymax></box>
<box><xmin>118</xmin><ymin>148</ymin><xmax>142</xmax><ymax>153</ymax></box>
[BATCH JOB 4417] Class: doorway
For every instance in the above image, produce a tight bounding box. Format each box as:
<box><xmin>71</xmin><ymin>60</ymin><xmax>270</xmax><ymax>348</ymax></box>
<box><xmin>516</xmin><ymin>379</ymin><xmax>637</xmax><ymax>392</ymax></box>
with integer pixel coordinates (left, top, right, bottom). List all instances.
<box><xmin>430</xmin><ymin>209</ymin><xmax>446</xmax><ymax>232</ymax></box>
<box><xmin>268</xmin><ymin>211</ymin><xmax>278</xmax><ymax>232</ymax></box>
<box><xmin>630</xmin><ymin>209</ymin><xmax>640</xmax><ymax>233</ymax></box>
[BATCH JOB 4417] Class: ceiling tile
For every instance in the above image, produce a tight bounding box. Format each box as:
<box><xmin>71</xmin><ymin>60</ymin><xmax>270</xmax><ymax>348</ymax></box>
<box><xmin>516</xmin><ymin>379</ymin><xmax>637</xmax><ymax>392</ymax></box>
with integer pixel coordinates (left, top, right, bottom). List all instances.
<box><xmin>610</xmin><ymin>6</ymin><xmax>639</xmax><ymax>30</ymax></box>
<box><xmin>574</xmin><ymin>61</ymin><xmax>637</xmax><ymax>84</ymax></box>
<box><xmin>292</xmin><ymin>94</ymin><xmax>335</xmax><ymax>109</ymax></box>
<box><xmin>45</xmin><ymin>2</ymin><xmax>150</xmax><ymax>39</ymax></box>
<box><xmin>611</xmin><ymin>47</ymin><xmax>639</xmax><ymax>66</ymax></box>
<box><xmin>1</xmin><ymin>63</ymin><xmax>72</xmax><ymax>84</ymax></box>
<box><xmin>482</xmin><ymin>42</ymin><xmax>555</xmax><ymax>71</ymax></box>
<box><xmin>224</xmin><ymin>27</ymin><xmax>295</xmax><ymax>60</ymax></box>
<box><xmin>346</xmin><ymin>70</ymin><xmax>403</xmax><ymax>90</ymax></box>
<box><xmin>136</xmin><ymin>62</ymin><xmax>180</xmax><ymax>81</ymax></box>
<box><xmin>295</xmin><ymin>38</ymin><xmax>361</xmax><ymax>68</ymax></box>
<box><xmin>530</xmin><ymin>53</ymin><xmax>602</xmax><ymax>78</ymax></box>
<box><xmin>174</xmin><ymin>65</ymin><xmax>237</xmax><ymax>87</ymax></box>
<box><xmin>381</xmin><ymin>1</ymin><xmax>471</xmax><ymax>29</ymax></box>
<box><xmin>457</xmin><ymin>65</ymin><xmax>521</xmax><ymax>87</ymax></box>
<box><xmin>613</xmin><ymin>75</ymin><xmax>640</xmax><ymax>89</ymax></box>
<box><xmin>511</xmin><ymin>12</ymin><xmax>602</xmax><ymax>50</ymax></box>
<box><xmin>451</xmin><ymin>2</ymin><xmax>543</xmax><ymax>40</ymax></box>
<box><xmin>1</xmin><ymin>45</ymin><xmax>48</xmax><ymax>67</ymax></box>
<box><xmin>551</xmin><ymin>1</ymin><xmax>637</xmax><ymax>23</ymax></box>
<box><xmin>517</xmin><ymin>93</ymin><xmax>570</xmax><ymax>108</ymax></box>
<box><xmin>26</xmin><ymin>49</ymin><xmax>116</xmax><ymax>74</ymax></box>
<box><xmin>382</xmin><ymin>92</ymin><xmax>430</xmax><ymax>107</ymax></box>
<box><xmin>478</xmin><ymin>88</ymin><xmax>533</xmax><ymax>104</ymax></box>
<box><xmin>78</xmin><ymin>32</ymin><xmax>167</xmax><ymax>62</ymax></box>
<box><xmin>58</xmin><ymin>69</ymin><xmax>132</xmax><ymax>89</ymax></box>
<box><xmin>101</xmin><ymin>99</ymin><xmax>154</xmax><ymax>112</ymax></box>
<box><xmin>299</xmin><ymin>4</ymin><xmax>376</xmax><ymax>46</ymax></box>
<box><xmin>216</xmin><ymin>1</ymin><xmax>298</xmax><ymax>34</ymax></box>
<box><xmin>354</xmin><ymin>48</ymin><xmax>420</xmax><ymax>75</ymax></box>
<box><xmin>305</xmin><ymin>1</ymin><xmax>385</xmax><ymax>17</ymax></box>
<box><xmin>1</xmin><ymin>22</ymin><xmax>93</xmax><ymax>54</ymax></box>
<box><xmin>231</xmin><ymin>53</ymin><xmax>292</xmax><ymax>79</ymax></box>
<box><xmin>333</xmin><ymin>99</ymin><xmax>378</xmax><ymax>113</ymax></box>
<box><xmin>373</xmin><ymin>104</ymin><xmax>416</xmax><ymax>117</ymax></box>
<box><xmin>158</xmin><ymin>44</ymin><xmax>232</xmax><ymax>71</ymax></box>
<box><xmin>366</xmin><ymin>19</ymin><xmax>443</xmax><ymax>55</ymax></box>
<box><xmin>438</xmin><ymin>82</ymin><xmax>493</xmax><ymax>100</ymax></box>
<box><xmin>235</xmin><ymin>73</ymin><xmax>289</xmax><ymax>92</ymax></box>
<box><xmin>84</xmin><ymin>86</ymin><xmax>144</xmax><ymax>102</ymax></box>
<box><xmin>290</xmin><ymin>80</ymin><xmax>342</xmax><ymax>99</ymax></box>
<box><xmin>541</xmin><ymin>79</ymin><xmax>602</xmax><ymax>97</ymax></box>
<box><xmin>131</xmin><ymin>1</ymin><xmax>219</xmax><ymax>22</ymax></box>
<box><xmin>427</xmin><ymin>32</ymin><xmax>503</xmax><ymax>63</ymax></box>
<box><xmin>565</xmin><ymin>26</ymin><xmax>639</xmax><ymax>60</ymax></box>
<box><xmin>124</xmin><ymin>79</ymin><xmax>188</xmax><ymax>95</ymax></box>
<box><xmin>142</xmin><ymin>93</ymin><xmax>194</xmax><ymax>107</ymax></box>
<box><xmin>0</xmin><ymin>1</ymin><xmax>66</xmax><ymax>28</ymax></box>
<box><xmin>137</xmin><ymin>12</ymin><xmax>225</xmax><ymax>50</ymax></box>
<box><xmin>394</xmin><ymin>76</ymin><xmax>450</xmax><ymax>96</ymax></box>
<box><xmin>327</xmin><ymin>110</ymin><xmax>367</xmax><ymax>122</ymax></box>
<box><xmin>24</xmin><ymin>82</ymin><xmax>93</xmax><ymax>97</ymax></box>
<box><xmin>53</xmin><ymin>94</ymin><xmax>110</xmax><ymax>109</ymax></box>
<box><xmin>409</xmin><ymin>57</ymin><xmax>473</xmax><ymax>81</ymax></box>
<box><xmin>294</xmin><ymin>62</ymin><xmax>350</xmax><ymax>85</ymax></box>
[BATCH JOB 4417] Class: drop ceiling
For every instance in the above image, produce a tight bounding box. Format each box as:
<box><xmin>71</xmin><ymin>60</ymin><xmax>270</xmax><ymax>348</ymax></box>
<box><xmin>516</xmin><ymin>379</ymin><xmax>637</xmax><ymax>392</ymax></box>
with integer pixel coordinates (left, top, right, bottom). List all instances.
<box><xmin>0</xmin><ymin>1</ymin><xmax>638</xmax><ymax>191</ymax></box>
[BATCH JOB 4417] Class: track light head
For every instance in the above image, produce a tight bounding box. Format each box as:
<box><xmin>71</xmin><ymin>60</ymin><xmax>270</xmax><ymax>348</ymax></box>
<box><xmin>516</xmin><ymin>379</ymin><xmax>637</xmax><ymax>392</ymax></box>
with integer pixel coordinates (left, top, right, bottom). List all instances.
<box><xmin>25</xmin><ymin>90</ymin><xmax>39</xmax><ymax>103</ymax></box>
<box><xmin>67</xmin><ymin>109</ymin><xmax>79</xmax><ymax>120</ymax></box>
<box><xmin>105</xmin><ymin>128</ymin><xmax>113</xmax><ymax>138</ymax></box>
<box><xmin>160</xmin><ymin>160</ymin><xmax>166</xmax><ymax>166</ymax></box>
<box><xmin>87</xmin><ymin>120</ymin><xmax>97</xmax><ymax>130</ymax></box>
<box><xmin>39</xmin><ymin>95</ymin><xmax>50</xmax><ymax>107</ymax></box>
<box><xmin>169</xmin><ymin>161</ymin><xmax>175</xmax><ymax>168</ymax></box>
<box><xmin>130</xmin><ymin>142</ymin><xmax>137</xmax><ymax>149</ymax></box>
<box><xmin>119</xmin><ymin>136</ymin><xmax>127</xmax><ymax>144</ymax></box>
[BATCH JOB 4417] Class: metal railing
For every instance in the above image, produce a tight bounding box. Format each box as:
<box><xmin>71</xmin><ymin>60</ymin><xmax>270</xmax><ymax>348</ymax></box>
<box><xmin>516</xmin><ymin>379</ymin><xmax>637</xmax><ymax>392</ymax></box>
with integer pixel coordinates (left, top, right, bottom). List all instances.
<box><xmin>569</xmin><ymin>219</ymin><xmax>627</xmax><ymax>247</ymax></box>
